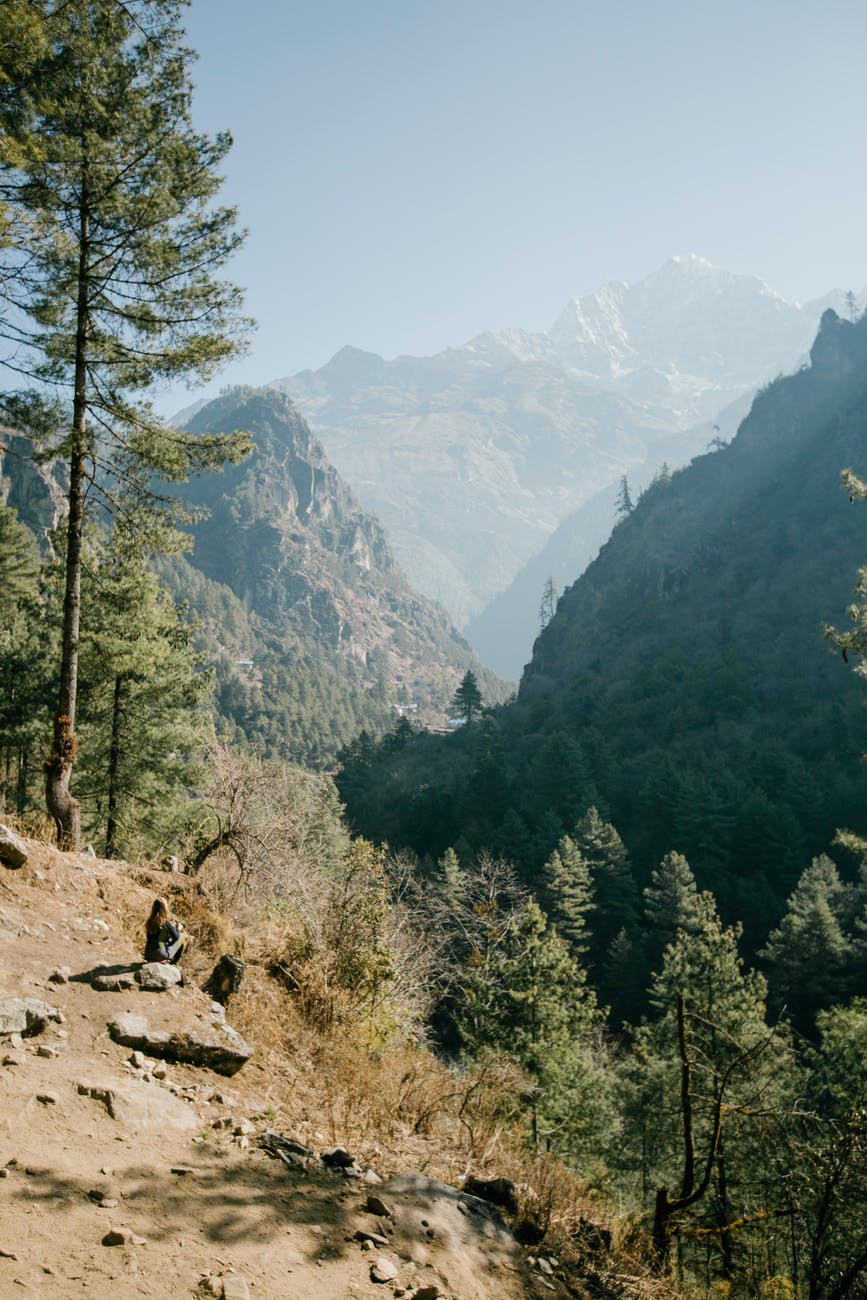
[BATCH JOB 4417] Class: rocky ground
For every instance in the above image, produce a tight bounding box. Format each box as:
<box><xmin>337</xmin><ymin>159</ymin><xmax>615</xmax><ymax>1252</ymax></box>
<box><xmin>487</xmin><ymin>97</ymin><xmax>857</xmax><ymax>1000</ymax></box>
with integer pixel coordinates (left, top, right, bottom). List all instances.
<box><xmin>0</xmin><ymin>836</ymin><xmax>571</xmax><ymax>1300</ymax></box>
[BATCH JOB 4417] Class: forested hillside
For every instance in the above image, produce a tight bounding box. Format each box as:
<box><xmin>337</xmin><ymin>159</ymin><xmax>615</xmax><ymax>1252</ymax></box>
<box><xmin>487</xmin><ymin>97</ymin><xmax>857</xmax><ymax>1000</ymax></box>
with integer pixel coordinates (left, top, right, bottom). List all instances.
<box><xmin>0</xmin><ymin>386</ymin><xmax>504</xmax><ymax>852</ymax></box>
<box><xmin>339</xmin><ymin>308</ymin><xmax>867</xmax><ymax>974</ymax></box>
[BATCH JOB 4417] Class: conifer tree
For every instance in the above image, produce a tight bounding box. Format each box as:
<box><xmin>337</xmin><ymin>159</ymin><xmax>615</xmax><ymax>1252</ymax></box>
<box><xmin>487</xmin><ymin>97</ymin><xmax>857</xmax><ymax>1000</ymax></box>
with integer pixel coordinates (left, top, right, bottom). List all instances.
<box><xmin>450</xmin><ymin>669</ymin><xmax>482</xmax><ymax>724</ymax></box>
<box><xmin>538</xmin><ymin>576</ymin><xmax>557</xmax><ymax>631</ymax></box>
<box><xmin>75</xmin><ymin>532</ymin><xmax>212</xmax><ymax>856</ymax></box>
<box><xmin>540</xmin><ymin>833</ymin><xmax>594</xmax><ymax>959</ymax></box>
<box><xmin>624</xmin><ymin>890</ymin><xmax>790</xmax><ymax>1277</ymax></box>
<box><xmin>0</xmin><ymin>0</ymin><xmax>252</xmax><ymax>846</ymax></box>
<box><xmin>642</xmin><ymin>851</ymin><xmax>704</xmax><ymax>976</ymax></box>
<box><xmin>615</xmin><ymin>474</ymin><xmax>634</xmax><ymax>518</ymax></box>
<box><xmin>573</xmin><ymin>805</ymin><xmax>638</xmax><ymax>964</ymax></box>
<box><xmin>464</xmin><ymin>898</ymin><xmax>609</xmax><ymax>1158</ymax></box>
<box><xmin>760</xmin><ymin>855</ymin><xmax>851</xmax><ymax>1031</ymax></box>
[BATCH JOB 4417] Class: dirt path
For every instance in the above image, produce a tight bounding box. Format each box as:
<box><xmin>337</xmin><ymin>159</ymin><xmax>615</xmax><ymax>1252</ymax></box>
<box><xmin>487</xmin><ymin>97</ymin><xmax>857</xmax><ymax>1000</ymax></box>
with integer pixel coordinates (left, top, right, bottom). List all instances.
<box><xmin>0</xmin><ymin>847</ymin><xmax>556</xmax><ymax>1300</ymax></box>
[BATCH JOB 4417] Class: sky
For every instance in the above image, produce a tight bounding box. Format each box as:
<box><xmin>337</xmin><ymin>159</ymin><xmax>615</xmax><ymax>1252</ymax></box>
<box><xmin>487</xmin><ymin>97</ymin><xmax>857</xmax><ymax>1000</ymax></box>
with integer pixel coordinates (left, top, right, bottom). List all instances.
<box><xmin>162</xmin><ymin>0</ymin><xmax>867</xmax><ymax>410</ymax></box>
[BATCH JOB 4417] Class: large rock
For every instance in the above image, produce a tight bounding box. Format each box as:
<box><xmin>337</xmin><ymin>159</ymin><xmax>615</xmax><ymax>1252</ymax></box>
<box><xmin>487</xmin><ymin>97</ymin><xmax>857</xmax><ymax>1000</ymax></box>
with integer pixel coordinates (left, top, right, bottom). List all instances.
<box><xmin>0</xmin><ymin>824</ymin><xmax>28</xmax><ymax>869</ymax></box>
<box><xmin>136</xmin><ymin>962</ymin><xmax>183</xmax><ymax>991</ymax></box>
<box><xmin>108</xmin><ymin>1012</ymin><xmax>252</xmax><ymax>1076</ymax></box>
<box><xmin>77</xmin><ymin>1077</ymin><xmax>199</xmax><ymax>1132</ymax></box>
<box><xmin>0</xmin><ymin>997</ymin><xmax>62</xmax><ymax>1036</ymax></box>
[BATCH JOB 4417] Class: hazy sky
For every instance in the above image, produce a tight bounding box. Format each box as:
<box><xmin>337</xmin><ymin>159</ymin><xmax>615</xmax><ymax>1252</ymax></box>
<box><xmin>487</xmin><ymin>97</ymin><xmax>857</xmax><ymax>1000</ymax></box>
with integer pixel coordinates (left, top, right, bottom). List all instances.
<box><xmin>165</xmin><ymin>0</ymin><xmax>867</xmax><ymax>407</ymax></box>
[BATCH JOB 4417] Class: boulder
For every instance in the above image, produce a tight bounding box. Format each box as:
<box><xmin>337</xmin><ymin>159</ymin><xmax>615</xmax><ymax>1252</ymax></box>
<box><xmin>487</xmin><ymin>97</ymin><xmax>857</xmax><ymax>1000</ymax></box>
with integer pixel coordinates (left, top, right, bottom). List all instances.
<box><xmin>0</xmin><ymin>997</ymin><xmax>62</xmax><ymax>1036</ymax></box>
<box><xmin>0</xmin><ymin>824</ymin><xmax>28</xmax><ymax>869</ymax></box>
<box><xmin>136</xmin><ymin>962</ymin><xmax>183</xmax><ymax>991</ymax></box>
<box><xmin>78</xmin><ymin>1077</ymin><xmax>199</xmax><ymax>1131</ymax></box>
<box><xmin>108</xmin><ymin>1012</ymin><xmax>252</xmax><ymax>1076</ymax></box>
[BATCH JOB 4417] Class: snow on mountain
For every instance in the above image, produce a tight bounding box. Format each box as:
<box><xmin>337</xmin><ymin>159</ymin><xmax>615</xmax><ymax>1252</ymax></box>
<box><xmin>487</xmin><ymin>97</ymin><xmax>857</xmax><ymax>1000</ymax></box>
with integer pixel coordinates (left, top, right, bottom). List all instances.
<box><xmin>275</xmin><ymin>259</ymin><xmax>863</xmax><ymax>635</ymax></box>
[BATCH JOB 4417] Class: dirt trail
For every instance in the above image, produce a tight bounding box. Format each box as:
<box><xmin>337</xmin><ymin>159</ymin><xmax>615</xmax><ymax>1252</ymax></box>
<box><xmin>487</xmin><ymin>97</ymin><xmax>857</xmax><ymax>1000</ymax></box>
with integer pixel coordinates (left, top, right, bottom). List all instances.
<box><xmin>0</xmin><ymin>845</ymin><xmax>554</xmax><ymax>1300</ymax></box>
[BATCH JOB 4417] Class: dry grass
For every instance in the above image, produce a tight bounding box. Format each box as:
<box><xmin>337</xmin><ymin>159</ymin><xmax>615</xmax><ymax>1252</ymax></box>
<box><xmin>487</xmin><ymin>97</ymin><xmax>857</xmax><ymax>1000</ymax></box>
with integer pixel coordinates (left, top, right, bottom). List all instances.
<box><xmin>6</xmin><ymin>831</ymin><xmax>685</xmax><ymax>1300</ymax></box>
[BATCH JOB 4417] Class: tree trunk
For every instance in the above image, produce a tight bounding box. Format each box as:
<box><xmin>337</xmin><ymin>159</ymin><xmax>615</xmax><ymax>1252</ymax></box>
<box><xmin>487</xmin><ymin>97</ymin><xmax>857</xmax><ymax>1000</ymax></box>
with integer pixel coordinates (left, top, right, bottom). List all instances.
<box><xmin>104</xmin><ymin>672</ymin><xmax>123</xmax><ymax>857</ymax></box>
<box><xmin>45</xmin><ymin>161</ymin><xmax>88</xmax><ymax>850</ymax></box>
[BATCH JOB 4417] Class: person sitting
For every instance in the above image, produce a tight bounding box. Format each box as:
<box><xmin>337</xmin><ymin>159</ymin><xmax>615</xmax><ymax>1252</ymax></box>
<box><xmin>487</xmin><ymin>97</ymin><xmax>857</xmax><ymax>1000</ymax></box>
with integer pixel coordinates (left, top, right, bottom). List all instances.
<box><xmin>144</xmin><ymin>897</ymin><xmax>190</xmax><ymax>964</ymax></box>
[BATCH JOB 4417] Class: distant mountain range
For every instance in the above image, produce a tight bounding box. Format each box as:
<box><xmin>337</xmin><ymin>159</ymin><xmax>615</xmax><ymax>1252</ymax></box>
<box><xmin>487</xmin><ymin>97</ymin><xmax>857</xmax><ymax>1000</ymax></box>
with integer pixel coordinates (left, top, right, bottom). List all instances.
<box><xmin>276</xmin><ymin>256</ymin><xmax>861</xmax><ymax>652</ymax></box>
<box><xmin>337</xmin><ymin>307</ymin><xmax>867</xmax><ymax>951</ymax></box>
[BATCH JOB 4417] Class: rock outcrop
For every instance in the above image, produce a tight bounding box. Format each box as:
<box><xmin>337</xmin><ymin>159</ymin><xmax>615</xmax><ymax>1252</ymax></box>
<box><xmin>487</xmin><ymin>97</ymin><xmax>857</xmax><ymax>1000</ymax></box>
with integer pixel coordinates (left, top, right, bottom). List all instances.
<box><xmin>108</xmin><ymin>1011</ymin><xmax>252</xmax><ymax>1076</ymax></box>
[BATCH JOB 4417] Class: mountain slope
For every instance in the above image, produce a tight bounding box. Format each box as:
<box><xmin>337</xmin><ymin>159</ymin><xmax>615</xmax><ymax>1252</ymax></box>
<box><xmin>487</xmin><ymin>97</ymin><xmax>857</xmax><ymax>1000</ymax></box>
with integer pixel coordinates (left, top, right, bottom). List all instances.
<box><xmin>278</xmin><ymin>258</ymin><xmax>857</xmax><ymax>625</ymax></box>
<box><xmin>179</xmin><ymin>388</ymin><xmax>505</xmax><ymax>731</ymax></box>
<box><xmin>338</xmin><ymin>309</ymin><xmax>867</xmax><ymax>946</ymax></box>
<box><xmin>465</xmin><ymin>394</ymin><xmax>752</xmax><ymax>679</ymax></box>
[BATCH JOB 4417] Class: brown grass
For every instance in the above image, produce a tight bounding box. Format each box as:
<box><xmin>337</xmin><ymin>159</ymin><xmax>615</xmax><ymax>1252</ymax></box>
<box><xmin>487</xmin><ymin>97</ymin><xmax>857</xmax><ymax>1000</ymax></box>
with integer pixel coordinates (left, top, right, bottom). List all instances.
<box><xmin>9</xmin><ymin>834</ymin><xmax>683</xmax><ymax>1300</ymax></box>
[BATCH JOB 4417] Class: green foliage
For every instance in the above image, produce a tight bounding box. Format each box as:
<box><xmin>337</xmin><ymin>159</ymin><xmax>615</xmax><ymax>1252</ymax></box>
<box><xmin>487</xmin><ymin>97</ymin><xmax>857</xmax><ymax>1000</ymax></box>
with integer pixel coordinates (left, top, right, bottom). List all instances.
<box><xmin>450</xmin><ymin>668</ymin><xmax>483</xmax><ymax>723</ymax></box>
<box><xmin>0</xmin><ymin>0</ymin><xmax>251</xmax><ymax>843</ymax></box>
<box><xmin>761</xmin><ymin>855</ymin><xmax>852</xmax><ymax>1033</ymax></box>
<box><xmin>540</xmin><ymin>834</ymin><xmax>594</xmax><ymax>959</ymax></box>
<box><xmin>74</xmin><ymin>533</ymin><xmax>213</xmax><ymax>856</ymax></box>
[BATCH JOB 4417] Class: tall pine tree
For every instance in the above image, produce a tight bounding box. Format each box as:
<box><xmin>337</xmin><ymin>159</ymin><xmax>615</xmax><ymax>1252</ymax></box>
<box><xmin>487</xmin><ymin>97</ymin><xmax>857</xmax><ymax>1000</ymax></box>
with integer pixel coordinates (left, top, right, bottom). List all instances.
<box><xmin>0</xmin><ymin>0</ymin><xmax>251</xmax><ymax>846</ymax></box>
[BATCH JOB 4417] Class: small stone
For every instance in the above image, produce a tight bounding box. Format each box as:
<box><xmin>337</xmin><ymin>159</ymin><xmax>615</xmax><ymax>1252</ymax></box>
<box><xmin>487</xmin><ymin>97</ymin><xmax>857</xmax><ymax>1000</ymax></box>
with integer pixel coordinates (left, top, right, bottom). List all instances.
<box><xmin>371</xmin><ymin>1256</ymin><xmax>399</xmax><ymax>1283</ymax></box>
<box><xmin>366</xmin><ymin>1194</ymin><xmax>395</xmax><ymax>1218</ymax></box>
<box><xmin>414</xmin><ymin>1287</ymin><xmax>441</xmax><ymax>1300</ymax></box>
<box><xmin>0</xmin><ymin>1169</ymin><xmax>7</xmax><ymax>1178</ymax></box>
<box><xmin>0</xmin><ymin>1248</ymin><xmax>18</xmax><ymax>1260</ymax></box>
<box><xmin>202</xmin><ymin>1279</ymin><xmax>222</xmax><ymax>1297</ymax></box>
<box><xmin>2</xmin><ymin>1054</ymin><xmax>24</xmax><ymax>1068</ymax></box>
<box><xmin>237</xmin><ymin>1136</ymin><xmax>249</xmax><ymax>1150</ymax></box>
<box><xmin>36</xmin><ymin>1091</ymin><xmax>59</xmax><ymax>1105</ymax></box>
<box><xmin>233</xmin><ymin>1119</ymin><xmax>255</xmax><ymax>1136</ymax></box>
<box><xmin>151</xmin><ymin>1062</ymin><xmax>167</xmax><ymax>1080</ymax></box>
<box><xmin>48</xmin><ymin>967</ymin><xmax>71</xmax><ymax>984</ymax></box>
<box><xmin>221</xmin><ymin>1277</ymin><xmax>251</xmax><ymax>1300</ymax></box>
<box><xmin>130</xmin><ymin>1051</ymin><xmax>146</xmax><ymax>1070</ymax></box>
<box><xmin>354</xmin><ymin>1230</ymin><xmax>389</xmax><ymax>1247</ymax></box>
<box><xmin>102</xmin><ymin>1228</ymin><xmax>133</xmax><ymax>1246</ymax></box>
<box><xmin>36</xmin><ymin>1045</ymin><xmax>59</xmax><ymax>1059</ymax></box>
<box><xmin>361</xmin><ymin>1167</ymin><xmax>383</xmax><ymax>1184</ymax></box>
<box><xmin>9</xmin><ymin>1034</ymin><xmax>22</xmax><ymax>1049</ymax></box>
<box><xmin>99</xmin><ymin>1198</ymin><xmax>119</xmax><ymax>1209</ymax></box>
<box><xmin>361</xmin><ymin>1239</ymin><xmax>372</xmax><ymax>1251</ymax></box>
<box><xmin>538</xmin><ymin>1257</ymin><xmax>554</xmax><ymax>1274</ymax></box>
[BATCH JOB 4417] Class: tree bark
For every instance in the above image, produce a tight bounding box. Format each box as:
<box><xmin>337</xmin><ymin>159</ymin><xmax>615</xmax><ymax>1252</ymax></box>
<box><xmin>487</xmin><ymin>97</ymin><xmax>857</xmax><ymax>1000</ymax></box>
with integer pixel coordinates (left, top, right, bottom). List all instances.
<box><xmin>45</xmin><ymin>160</ymin><xmax>88</xmax><ymax>850</ymax></box>
<box><xmin>104</xmin><ymin>672</ymin><xmax>123</xmax><ymax>857</ymax></box>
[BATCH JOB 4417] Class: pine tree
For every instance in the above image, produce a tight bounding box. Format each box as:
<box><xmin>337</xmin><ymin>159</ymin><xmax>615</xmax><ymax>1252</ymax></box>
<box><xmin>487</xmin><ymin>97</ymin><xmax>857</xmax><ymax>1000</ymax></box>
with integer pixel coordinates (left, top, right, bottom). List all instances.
<box><xmin>642</xmin><ymin>851</ymin><xmax>704</xmax><ymax>974</ymax></box>
<box><xmin>0</xmin><ymin>0</ymin><xmax>252</xmax><ymax>846</ymax></box>
<box><xmin>624</xmin><ymin>891</ymin><xmax>790</xmax><ymax>1277</ymax></box>
<box><xmin>74</xmin><ymin>533</ymin><xmax>212</xmax><ymax>857</ymax></box>
<box><xmin>538</xmin><ymin>576</ymin><xmax>557</xmax><ymax>631</ymax></box>
<box><xmin>450</xmin><ymin>669</ymin><xmax>482</xmax><ymax>724</ymax></box>
<box><xmin>615</xmin><ymin>474</ymin><xmax>634</xmax><ymax>518</ymax></box>
<box><xmin>540</xmin><ymin>834</ymin><xmax>594</xmax><ymax>959</ymax></box>
<box><xmin>760</xmin><ymin>855</ymin><xmax>852</xmax><ymax>1032</ymax></box>
<box><xmin>463</xmin><ymin>898</ymin><xmax>608</xmax><ymax>1158</ymax></box>
<box><xmin>573</xmin><ymin>805</ymin><xmax>638</xmax><ymax>965</ymax></box>
<box><xmin>0</xmin><ymin>502</ymin><xmax>51</xmax><ymax>812</ymax></box>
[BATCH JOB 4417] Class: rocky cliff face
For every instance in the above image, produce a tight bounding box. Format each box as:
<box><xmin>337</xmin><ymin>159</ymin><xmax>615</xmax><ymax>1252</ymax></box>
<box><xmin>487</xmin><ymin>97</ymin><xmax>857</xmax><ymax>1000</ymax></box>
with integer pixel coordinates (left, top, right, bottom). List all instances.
<box><xmin>0</xmin><ymin>429</ymin><xmax>66</xmax><ymax>546</ymax></box>
<box><xmin>278</xmin><ymin>258</ymin><xmax>859</xmax><ymax>627</ymax></box>
<box><xmin>181</xmin><ymin>387</ymin><xmax>497</xmax><ymax>708</ymax></box>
